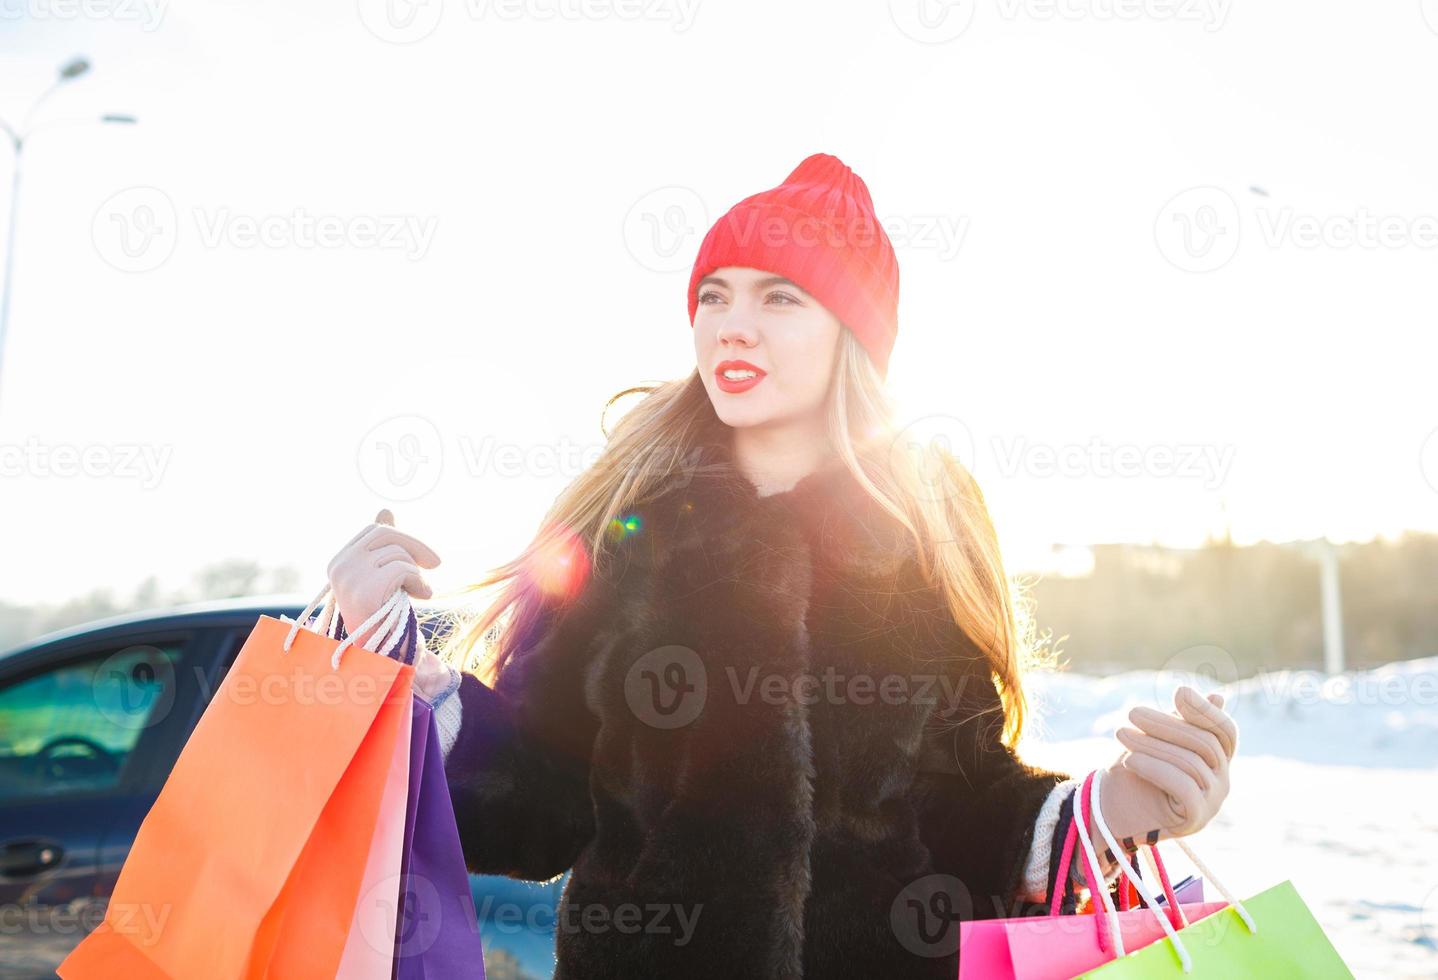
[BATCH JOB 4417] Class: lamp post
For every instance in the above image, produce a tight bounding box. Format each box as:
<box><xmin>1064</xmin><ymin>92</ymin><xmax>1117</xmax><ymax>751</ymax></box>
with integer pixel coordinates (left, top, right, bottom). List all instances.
<box><xmin>1289</xmin><ymin>536</ymin><xmax>1347</xmax><ymax>675</ymax></box>
<box><xmin>0</xmin><ymin>56</ymin><xmax>137</xmax><ymax>417</ymax></box>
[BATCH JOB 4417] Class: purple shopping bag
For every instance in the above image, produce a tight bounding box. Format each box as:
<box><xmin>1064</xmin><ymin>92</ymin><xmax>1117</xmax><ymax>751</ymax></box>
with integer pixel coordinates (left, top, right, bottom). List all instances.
<box><xmin>393</xmin><ymin>695</ymin><xmax>487</xmax><ymax>979</ymax></box>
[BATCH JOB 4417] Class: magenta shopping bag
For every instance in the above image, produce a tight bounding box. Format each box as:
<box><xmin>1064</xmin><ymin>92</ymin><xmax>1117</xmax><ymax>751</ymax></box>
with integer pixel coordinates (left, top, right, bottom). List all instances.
<box><xmin>958</xmin><ymin>877</ymin><xmax>1210</xmax><ymax>979</ymax></box>
<box><xmin>392</xmin><ymin>690</ymin><xmax>487</xmax><ymax>978</ymax></box>
<box><xmin>959</xmin><ymin>767</ymin><xmax>1222</xmax><ymax>980</ymax></box>
<box><xmin>1003</xmin><ymin>897</ymin><xmax>1228</xmax><ymax>980</ymax></box>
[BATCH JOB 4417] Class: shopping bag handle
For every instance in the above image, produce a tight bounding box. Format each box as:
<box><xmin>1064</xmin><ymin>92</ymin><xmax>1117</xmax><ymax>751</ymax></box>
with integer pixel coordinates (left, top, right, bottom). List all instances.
<box><xmin>1074</xmin><ymin>770</ymin><xmax>1126</xmax><ymax>957</ymax></box>
<box><xmin>1084</xmin><ymin>768</ymin><xmax>1259</xmax><ymax>973</ymax></box>
<box><xmin>1048</xmin><ymin>785</ymin><xmax>1180</xmax><ymax>927</ymax></box>
<box><xmin>1048</xmin><ymin>807</ymin><xmax>1080</xmax><ymax>918</ymax></box>
<box><xmin>1141</xmin><ymin>844</ymin><xmax>1187</xmax><ymax>931</ymax></box>
<box><xmin>1092</xmin><ymin>768</ymin><xmax>1257</xmax><ymax>936</ymax></box>
<box><xmin>282</xmin><ymin>584</ymin><xmax>415</xmax><ymax>669</ymax></box>
<box><xmin>1082</xmin><ymin>769</ymin><xmax>1179</xmax><ymax>962</ymax></box>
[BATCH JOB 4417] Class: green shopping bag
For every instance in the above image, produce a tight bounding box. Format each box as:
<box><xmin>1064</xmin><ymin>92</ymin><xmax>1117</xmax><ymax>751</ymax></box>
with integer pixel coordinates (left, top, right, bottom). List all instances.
<box><xmin>1071</xmin><ymin>769</ymin><xmax>1353</xmax><ymax>978</ymax></box>
<box><xmin>1076</xmin><ymin>879</ymin><xmax>1351</xmax><ymax>978</ymax></box>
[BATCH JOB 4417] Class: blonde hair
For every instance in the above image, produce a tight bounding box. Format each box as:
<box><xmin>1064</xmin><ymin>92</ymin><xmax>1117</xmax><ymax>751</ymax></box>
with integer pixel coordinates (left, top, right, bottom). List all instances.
<box><xmin>424</xmin><ymin>330</ymin><xmax>1055</xmax><ymax>746</ymax></box>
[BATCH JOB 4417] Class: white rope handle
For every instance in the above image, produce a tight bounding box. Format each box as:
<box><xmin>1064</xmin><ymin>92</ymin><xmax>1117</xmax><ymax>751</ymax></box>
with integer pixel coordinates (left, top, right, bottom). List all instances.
<box><xmin>358</xmin><ymin>591</ymin><xmax>412</xmax><ymax>664</ymax></box>
<box><xmin>319</xmin><ymin>594</ymin><xmax>341</xmax><ymax>639</ymax></box>
<box><xmin>1073</xmin><ymin>773</ymin><xmax>1126</xmax><ymax>957</ymax></box>
<box><xmin>306</xmin><ymin>593</ymin><xmax>343</xmax><ymax>641</ymax></box>
<box><xmin>1172</xmin><ymin>836</ymin><xmax>1257</xmax><ymax>935</ymax></box>
<box><xmin>283</xmin><ymin>584</ymin><xmax>333</xmax><ymax>651</ymax></box>
<box><xmin>281</xmin><ymin>585</ymin><xmax>415</xmax><ymax>669</ymax></box>
<box><xmin>1089</xmin><ymin>768</ymin><xmax>1257</xmax><ymax>944</ymax></box>
<box><xmin>1090</xmin><ymin>769</ymin><xmax>1193</xmax><ymax>971</ymax></box>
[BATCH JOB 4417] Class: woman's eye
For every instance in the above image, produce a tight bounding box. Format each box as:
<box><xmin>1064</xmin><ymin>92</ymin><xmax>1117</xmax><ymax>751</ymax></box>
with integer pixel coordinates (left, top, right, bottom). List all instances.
<box><xmin>698</xmin><ymin>290</ymin><xmax>797</xmax><ymax>305</ymax></box>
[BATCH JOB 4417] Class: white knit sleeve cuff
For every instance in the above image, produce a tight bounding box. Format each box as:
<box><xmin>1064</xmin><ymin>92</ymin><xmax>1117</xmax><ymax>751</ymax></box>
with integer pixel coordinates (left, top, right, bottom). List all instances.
<box><xmin>1021</xmin><ymin>778</ymin><xmax>1083</xmax><ymax>901</ymax></box>
<box><xmin>1022</xmin><ymin>776</ymin><xmax>1129</xmax><ymax>903</ymax></box>
<box><xmin>433</xmin><ymin>669</ymin><xmax>464</xmax><ymax>758</ymax></box>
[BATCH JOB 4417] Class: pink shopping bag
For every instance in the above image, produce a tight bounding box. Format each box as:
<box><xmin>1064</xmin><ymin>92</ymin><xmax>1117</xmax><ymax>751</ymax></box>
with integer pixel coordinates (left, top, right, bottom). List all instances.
<box><xmin>336</xmin><ymin>691</ymin><xmax>414</xmax><ymax>978</ymax></box>
<box><xmin>959</xmin><ymin>877</ymin><xmax>1213</xmax><ymax>978</ymax></box>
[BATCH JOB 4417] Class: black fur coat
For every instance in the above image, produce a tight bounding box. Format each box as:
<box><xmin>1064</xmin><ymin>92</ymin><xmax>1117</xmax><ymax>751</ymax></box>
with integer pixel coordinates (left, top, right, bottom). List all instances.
<box><xmin>442</xmin><ymin>433</ymin><xmax>1070</xmax><ymax>978</ymax></box>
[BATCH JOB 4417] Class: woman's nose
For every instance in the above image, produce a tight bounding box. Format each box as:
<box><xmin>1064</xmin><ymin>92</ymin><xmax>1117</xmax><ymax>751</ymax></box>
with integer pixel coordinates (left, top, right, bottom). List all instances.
<box><xmin>715</xmin><ymin>313</ymin><xmax>758</xmax><ymax>349</ymax></box>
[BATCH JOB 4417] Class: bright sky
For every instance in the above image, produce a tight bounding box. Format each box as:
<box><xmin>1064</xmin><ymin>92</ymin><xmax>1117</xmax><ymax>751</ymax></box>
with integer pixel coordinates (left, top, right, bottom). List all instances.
<box><xmin>1</xmin><ymin>0</ymin><xmax>1436</xmax><ymax>606</ymax></box>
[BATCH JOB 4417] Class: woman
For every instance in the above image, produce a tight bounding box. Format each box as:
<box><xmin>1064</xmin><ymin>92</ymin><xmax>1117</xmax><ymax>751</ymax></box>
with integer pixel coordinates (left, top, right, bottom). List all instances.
<box><xmin>326</xmin><ymin>153</ymin><xmax>1239</xmax><ymax>979</ymax></box>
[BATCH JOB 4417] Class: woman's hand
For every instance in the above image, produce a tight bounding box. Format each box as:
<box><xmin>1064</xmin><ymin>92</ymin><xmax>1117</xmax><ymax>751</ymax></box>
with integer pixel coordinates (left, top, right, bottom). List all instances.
<box><xmin>327</xmin><ymin>509</ymin><xmax>456</xmax><ymax>701</ymax></box>
<box><xmin>1096</xmin><ymin>686</ymin><xmax>1238</xmax><ymax>842</ymax></box>
<box><xmin>326</xmin><ymin>508</ymin><xmax>441</xmax><ymax>652</ymax></box>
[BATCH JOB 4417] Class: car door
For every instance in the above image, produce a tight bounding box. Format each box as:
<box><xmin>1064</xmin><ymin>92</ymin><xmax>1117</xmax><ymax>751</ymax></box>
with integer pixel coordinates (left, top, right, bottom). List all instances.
<box><xmin>0</xmin><ymin>627</ymin><xmax>210</xmax><ymax>977</ymax></box>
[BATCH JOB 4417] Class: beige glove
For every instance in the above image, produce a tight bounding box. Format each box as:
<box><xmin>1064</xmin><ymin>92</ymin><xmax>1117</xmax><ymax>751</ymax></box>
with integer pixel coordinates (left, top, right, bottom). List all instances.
<box><xmin>326</xmin><ymin>508</ymin><xmax>452</xmax><ymax>700</ymax></box>
<box><xmin>1094</xmin><ymin>686</ymin><xmax>1238</xmax><ymax>844</ymax></box>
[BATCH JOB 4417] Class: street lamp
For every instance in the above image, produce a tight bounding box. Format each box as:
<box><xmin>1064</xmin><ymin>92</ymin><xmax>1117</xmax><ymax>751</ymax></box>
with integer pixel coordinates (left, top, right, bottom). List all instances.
<box><xmin>0</xmin><ymin>56</ymin><xmax>136</xmax><ymax>417</ymax></box>
<box><xmin>1285</xmin><ymin>536</ymin><xmax>1347</xmax><ymax>675</ymax></box>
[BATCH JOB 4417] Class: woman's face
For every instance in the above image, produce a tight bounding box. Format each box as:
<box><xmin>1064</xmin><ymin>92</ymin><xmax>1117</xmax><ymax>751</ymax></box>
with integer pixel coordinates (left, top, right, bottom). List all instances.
<box><xmin>693</xmin><ymin>266</ymin><xmax>844</xmax><ymax>430</ymax></box>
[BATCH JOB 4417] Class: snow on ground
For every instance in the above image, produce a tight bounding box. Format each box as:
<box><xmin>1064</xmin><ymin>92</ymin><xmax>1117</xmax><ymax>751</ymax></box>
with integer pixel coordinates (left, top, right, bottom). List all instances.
<box><xmin>1018</xmin><ymin>656</ymin><xmax>1438</xmax><ymax>980</ymax></box>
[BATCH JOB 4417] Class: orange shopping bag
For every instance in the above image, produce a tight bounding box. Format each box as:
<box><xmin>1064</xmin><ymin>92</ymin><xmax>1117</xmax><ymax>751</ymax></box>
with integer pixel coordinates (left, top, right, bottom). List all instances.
<box><xmin>58</xmin><ymin>588</ymin><xmax>417</xmax><ymax>979</ymax></box>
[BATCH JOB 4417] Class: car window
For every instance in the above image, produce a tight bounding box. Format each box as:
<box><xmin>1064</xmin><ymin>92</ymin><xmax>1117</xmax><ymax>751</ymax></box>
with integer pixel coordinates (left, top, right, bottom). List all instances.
<box><xmin>0</xmin><ymin>642</ymin><xmax>184</xmax><ymax>803</ymax></box>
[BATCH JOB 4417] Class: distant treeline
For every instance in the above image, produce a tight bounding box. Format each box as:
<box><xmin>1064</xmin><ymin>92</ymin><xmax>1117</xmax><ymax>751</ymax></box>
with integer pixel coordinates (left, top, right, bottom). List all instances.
<box><xmin>5</xmin><ymin>534</ymin><xmax>1436</xmax><ymax>675</ymax></box>
<box><xmin>1028</xmin><ymin>531</ymin><xmax>1438</xmax><ymax>676</ymax></box>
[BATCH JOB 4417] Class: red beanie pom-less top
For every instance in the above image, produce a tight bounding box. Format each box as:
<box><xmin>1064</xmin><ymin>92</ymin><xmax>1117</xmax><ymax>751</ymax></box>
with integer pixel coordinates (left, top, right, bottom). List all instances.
<box><xmin>686</xmin><ymin>153</ymin><xmax>900</xmax><ymax>378</ymax></box>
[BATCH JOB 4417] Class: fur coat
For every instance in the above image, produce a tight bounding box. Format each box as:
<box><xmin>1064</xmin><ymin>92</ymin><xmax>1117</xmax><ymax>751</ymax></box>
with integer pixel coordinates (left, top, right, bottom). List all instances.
<box><xmin>442</xmin><ymin>431</ymin><xmax>1070</xmax><ymax>978</ymax></box>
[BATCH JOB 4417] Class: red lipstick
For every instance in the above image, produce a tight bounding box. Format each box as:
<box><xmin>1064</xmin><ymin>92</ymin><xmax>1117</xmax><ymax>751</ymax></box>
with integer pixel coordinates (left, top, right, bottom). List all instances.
<box><xmin>714</xmin><ymin>359</ymin><xmax>767</xmax><ymax>394</ymax></box>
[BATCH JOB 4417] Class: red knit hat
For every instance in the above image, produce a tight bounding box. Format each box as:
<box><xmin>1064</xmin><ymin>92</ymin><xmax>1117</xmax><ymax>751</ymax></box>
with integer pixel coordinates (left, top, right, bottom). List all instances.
<box><xmin>686</xmin><ymin>153</ymin><xmax>900</xmax><ymax>378</ymax></box>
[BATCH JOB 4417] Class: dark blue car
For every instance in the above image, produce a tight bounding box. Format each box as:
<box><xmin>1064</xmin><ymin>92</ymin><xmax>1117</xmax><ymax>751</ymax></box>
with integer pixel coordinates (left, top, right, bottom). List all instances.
<box><xmin>0</xmin><ymin>595</ymin><xmax>564</xmax><ymax>979</ymax></box>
